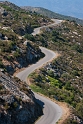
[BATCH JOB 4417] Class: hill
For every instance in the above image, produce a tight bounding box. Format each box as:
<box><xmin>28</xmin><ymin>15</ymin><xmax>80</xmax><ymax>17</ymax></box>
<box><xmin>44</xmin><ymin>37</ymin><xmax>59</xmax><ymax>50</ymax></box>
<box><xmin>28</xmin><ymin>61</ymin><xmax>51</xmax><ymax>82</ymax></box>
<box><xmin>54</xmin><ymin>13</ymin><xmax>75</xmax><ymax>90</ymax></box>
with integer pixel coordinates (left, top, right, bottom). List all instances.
<box><xmin>21</xmin><ymin>6</ymin><xmax>83</xmax><ymax>26</ymax></box>
<box><xmin>0</xmin><ymin>1</ymin><xmax>83</xmax><ymax>124</ymax></box>
<box><xmin>0</xmin><ymin>1</ymin><xmax>52</xmax><ymax>74</ymax></box>
<box><xmin>0</xmin><ymin>1</ymin><xmax>52</xmax><ymax>124</ymax></box>
<box><xmin>28</xmin><ymin>21</ymin><xmax>83</xmax><ymax>123</ymax></box>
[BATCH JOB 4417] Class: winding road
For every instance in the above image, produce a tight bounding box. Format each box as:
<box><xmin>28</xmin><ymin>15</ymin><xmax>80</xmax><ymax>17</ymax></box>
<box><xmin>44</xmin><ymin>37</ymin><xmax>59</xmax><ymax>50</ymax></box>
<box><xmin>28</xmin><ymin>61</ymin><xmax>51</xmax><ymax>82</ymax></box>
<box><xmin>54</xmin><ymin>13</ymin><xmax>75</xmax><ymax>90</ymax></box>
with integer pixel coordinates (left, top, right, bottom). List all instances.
<box><xmin>32</xmin><ymin>19</ymin><xmax>62</xmax><ymax>35</ymax></box>
<box><xmin>16</xmin><ymin>19</ymin><xmax>63</xmax><ymax>124</ymax></box>
<box><xmin>16</xmin><ymin>47</ymin><xmax>62</xmax><ymax>124</ymax></box>
<box><xmin>16</xmin><ymin>47</ymin><xmax>56</xmax><ymax>82</ymax></box>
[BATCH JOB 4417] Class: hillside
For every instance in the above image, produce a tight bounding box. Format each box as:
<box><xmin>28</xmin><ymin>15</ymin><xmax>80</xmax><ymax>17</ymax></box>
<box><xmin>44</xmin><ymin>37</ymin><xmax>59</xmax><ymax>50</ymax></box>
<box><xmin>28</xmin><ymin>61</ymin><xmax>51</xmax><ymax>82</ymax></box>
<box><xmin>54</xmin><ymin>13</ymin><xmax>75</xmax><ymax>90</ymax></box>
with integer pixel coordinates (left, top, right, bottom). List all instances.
<box><xmin>29</xmin><ymin>20</ymin><xmax>83</xmax><ymax>123</ymax></box>
<box><xmin>0</xmin><ymin>1</ymin><xmax>83</xmax><ymax>124</ymax></box>
<box><xmin>0</xmin><ymin>1</ymin><xmax>52</xmax><ymax>124</ymax></box>
<box><xmin>22</xmin><ymin>6</ymin><xmax>83</xmax><ymax>26</ymax></box>
<box><xmin>0</xmin><ymin>71</ymin><xmax>43</xmax><ymax>124</ymax></box>
<box><xmin>0</xmin><ymin>1</ymin><xmax>52</xmax><ymax>74</ymax></box>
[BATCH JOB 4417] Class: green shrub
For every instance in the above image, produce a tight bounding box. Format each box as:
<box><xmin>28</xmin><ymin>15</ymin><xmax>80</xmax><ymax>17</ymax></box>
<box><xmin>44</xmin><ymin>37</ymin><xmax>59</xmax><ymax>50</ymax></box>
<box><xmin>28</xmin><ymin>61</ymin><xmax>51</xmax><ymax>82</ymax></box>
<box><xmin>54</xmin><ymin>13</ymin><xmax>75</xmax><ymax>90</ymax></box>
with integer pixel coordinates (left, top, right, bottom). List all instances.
<box><xmin>13</xmin><ymin>51</ymin><xmax>20</xmax><ymax>58</ymax></box>
<box><xmin>13</xmin><ymin>102</ymin><xmax>18</xmax><ymax>108</ymax></box>
<box><xmin>25</xmin><ymin>34</ymin><xmax>35</xmax><ymax>41</ymax></box>
<box><xmin>0</xmin><ymin>60</ymin><xmax>3</xmax><ymax>68</ymax></box>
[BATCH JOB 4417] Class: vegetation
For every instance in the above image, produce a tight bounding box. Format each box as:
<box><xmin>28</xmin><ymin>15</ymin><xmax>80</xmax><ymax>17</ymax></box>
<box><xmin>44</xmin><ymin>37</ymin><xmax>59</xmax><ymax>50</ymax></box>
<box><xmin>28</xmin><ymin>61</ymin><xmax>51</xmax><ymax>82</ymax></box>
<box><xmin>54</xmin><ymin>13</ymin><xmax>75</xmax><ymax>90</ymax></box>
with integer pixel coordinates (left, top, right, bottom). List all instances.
<box><xmin>22</xmin><ymin>6</ymin><xmax>83</xmax><ymax>26</ymax></box>
<box><xmin>29</xmin><ymin>20</ymin><xmax>83</xmax><ymax>123</ymax></box>
<box><xmin>0</xmin><ymin>1</ymin><xmax>83</xmax><ymax>123</ymax></box>
<box><xmin>0</xmin><ymin>1</ymin><xmax>50</xmax><ymax>73</ymax></box>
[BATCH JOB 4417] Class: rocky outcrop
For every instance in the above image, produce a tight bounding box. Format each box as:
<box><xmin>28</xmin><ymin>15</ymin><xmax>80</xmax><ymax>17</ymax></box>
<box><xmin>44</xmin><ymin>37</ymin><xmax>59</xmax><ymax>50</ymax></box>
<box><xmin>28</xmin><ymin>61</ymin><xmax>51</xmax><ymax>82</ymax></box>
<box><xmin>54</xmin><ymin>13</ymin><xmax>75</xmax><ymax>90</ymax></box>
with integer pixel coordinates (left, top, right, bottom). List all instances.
<box><xmin>26</xmin><ymin>43</ymin><xmax>42</xmax><ymax>63</ymax></box>
<box><xmin>3</xmin><ymin>42</ymin><xmax>44</xmax><ymax>74</ymax></box>
<box><xmin>0</xmin><ymin>98</ymin><xmax>42</xmax><ymax>124</ymax></box>
<box><xmin>0</xmin><ymin>72</ymin><xmax>43</xmax><ymax>124</ymax></box>
<box><xmin>12</xmin><ymin>24</ymin><xmax>33</xmax><ymax>36</ymax></box>
<box><xmin>0</xmin><ymin>7</ymin><xmax>8</xmax><ymax>16</ymax></box>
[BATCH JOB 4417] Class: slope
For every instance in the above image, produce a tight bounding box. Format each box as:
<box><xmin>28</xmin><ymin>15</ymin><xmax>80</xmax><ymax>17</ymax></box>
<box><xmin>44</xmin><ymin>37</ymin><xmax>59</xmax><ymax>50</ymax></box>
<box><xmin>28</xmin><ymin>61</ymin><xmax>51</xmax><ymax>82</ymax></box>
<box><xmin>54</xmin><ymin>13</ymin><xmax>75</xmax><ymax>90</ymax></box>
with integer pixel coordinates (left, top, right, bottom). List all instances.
<box><xmin>22</xmin><ymin>6</ymin><xmax>83</xmax><ymax>26</ymax></box>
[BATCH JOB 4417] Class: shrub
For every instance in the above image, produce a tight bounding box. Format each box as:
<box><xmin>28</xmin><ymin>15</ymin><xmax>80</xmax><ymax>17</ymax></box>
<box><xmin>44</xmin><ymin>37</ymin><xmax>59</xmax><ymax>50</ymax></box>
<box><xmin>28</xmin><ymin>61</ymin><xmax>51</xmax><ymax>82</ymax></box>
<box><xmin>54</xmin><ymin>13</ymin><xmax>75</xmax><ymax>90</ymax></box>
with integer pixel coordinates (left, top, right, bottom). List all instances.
<box><xmin>0</xmin><ymin>60</ymin><xmax>3</xmax><ymax>68</ymax></box>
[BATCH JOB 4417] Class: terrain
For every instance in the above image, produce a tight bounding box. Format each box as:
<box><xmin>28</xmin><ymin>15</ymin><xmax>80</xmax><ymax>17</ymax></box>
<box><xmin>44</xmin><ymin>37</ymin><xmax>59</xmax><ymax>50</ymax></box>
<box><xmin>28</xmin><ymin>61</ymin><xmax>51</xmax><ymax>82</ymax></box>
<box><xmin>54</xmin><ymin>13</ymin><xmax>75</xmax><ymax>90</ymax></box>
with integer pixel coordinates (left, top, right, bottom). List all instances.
<box><xmin>0</xmin><ymin>1</ymin><xmax>51</xmax><ymax>124</ymax></box>
<box><xmin>0</xmin><ymin>1</ymin><xmax>52</xmax><ymax>74</ymax></box>
<box><xmin>0</xmin><ymin>1</ymin><xmax>83</xmax><ymax>124</ymax></box>
<box><xmin>22</xmin><ymin>6</ymin><xmax>83</xmax><ymax>26</ymax></box>
<box><xmin>30</xmin><ymin>20</ymin><xmax>83</xmax><ymax>123</ymax></box>
<box><xmin>0</xmin><ymin>71</ymin><xmax>43</xmax><ymax>124</ymax></box>
<box><xmin>16</xmin><ymin>47</ymin><xmax>62</xmax><ymax>124</ymax></box>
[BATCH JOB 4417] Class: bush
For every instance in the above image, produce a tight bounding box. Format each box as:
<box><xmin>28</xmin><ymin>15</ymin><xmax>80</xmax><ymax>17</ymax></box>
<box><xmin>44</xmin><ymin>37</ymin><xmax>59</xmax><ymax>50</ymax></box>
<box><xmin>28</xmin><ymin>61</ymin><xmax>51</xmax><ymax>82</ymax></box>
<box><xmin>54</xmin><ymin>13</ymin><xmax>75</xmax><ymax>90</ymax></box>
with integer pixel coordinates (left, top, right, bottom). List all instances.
<box><xmin>0</xmin><ymin>60</ymin><xmax>3</xmax><ymax>68</ymax></box>
<box><xmin>25</xmin><ymin>34</ymin><xmax>35</xmax><ymax>41</ymax></box>
<box><xmin>13</xmin><ymin>102</ymin><xmax>18</xmax><ymax>108</ymax></box>
<box><xmin>7</xmin><ymin>56</ymin><xmax>12</xmax><ymax>61</ymax></box>
<box><xmin>13</xmin><ymin>51</ymin><xmax>20</xmax><ymax>58</ymax></box>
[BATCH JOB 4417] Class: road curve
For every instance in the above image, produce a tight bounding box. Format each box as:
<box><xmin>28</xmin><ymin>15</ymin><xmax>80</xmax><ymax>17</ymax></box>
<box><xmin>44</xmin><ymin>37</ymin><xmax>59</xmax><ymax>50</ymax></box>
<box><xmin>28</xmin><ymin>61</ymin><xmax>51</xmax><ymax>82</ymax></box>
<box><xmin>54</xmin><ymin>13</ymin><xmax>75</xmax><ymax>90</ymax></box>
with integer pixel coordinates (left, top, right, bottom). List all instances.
<box><xmin>16</xmin><ymin>19</ymin><xmax>63</xmax><ymax>124</ymax></box>
<box><xmin>35</xmin><ymin>93</ymin><xmax>62</xmax><ymax>124</ymax></box>
<box><xmin>16</xmin><ymin>47</ymin><xmax>62</xmax><ymax>124</ymax></box>
<box><xmin>16</xmin><ymin>47</ymin><xmax>56</xmax><ymax>82</ymax></box>
<box><xmin>32</xmin><ymin>19</ymin><xmax>62</xmax><ymax>35</ymax></box>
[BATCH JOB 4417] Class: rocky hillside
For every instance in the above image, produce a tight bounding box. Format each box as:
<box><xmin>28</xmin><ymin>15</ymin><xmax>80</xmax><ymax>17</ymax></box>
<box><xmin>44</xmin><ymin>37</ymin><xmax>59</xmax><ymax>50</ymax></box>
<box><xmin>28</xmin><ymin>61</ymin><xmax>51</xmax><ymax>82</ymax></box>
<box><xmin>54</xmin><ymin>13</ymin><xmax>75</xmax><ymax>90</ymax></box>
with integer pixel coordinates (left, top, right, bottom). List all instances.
<box><xmin>0</xmin><ymin>1</ymin><xmax>51</xmax><ymax>123</ymax></box>
<box><xmin>22</xmin><ymin>6</ymin><xmax>83</xmax><ymax>26</ymax></box>
<box><xmin>0</xmin><ymin>71</ymin><xmax>43</xmax><ymax>124</ymax></box>
<box><xmin>0</xmin><ymin>1</ymin><xmax>53</xmax><ymax>74</ymax></box>
<box><xmin>1</xmin><ymin>1</ymin><xmax>83</xmax><ymax>124</ymax></box>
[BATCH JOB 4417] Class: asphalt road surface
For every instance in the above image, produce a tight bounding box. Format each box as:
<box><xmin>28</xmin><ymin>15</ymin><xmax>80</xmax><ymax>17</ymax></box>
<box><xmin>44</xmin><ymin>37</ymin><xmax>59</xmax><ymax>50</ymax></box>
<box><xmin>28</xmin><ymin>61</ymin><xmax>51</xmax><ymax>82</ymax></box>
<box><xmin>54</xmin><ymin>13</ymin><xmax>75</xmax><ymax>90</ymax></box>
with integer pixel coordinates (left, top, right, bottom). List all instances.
<box><xmin>16</xmin><ymin>47</ymin><xmax>62</xmax><ymax>124</ymax></box>
<box><xmin>35</xmin><ymin>93</ymin><xmax>62</xmax><ymax>124</ymax></box>
<box><xmin>32</xmin><ymin>19</ymin><xmax>62</xmax><ymax>35</ymax></box>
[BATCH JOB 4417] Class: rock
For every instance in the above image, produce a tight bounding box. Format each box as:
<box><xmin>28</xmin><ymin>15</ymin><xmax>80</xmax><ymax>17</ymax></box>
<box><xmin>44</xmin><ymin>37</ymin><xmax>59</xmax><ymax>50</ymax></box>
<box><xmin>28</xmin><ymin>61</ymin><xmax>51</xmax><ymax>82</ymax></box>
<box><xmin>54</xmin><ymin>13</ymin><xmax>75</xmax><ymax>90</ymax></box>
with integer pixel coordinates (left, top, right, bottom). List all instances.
<box><xmin>0</xmin><ymin>96</ymin><xmax>43</xmax><ymax>124</ymax></box>
<box><xmin>0</xmin><ymin>7</ymin><xmax>8</xmax><ymax>16</ymax></box>
<box><xmin>25</xmin><ymin>23</ymin><xmax>33</xmax><ymax>34</ymax></box>
<box><xmin>13</xmin><ymin>26</ymin><xmax>25</xmax><ymax>36</ymax></box>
